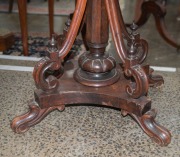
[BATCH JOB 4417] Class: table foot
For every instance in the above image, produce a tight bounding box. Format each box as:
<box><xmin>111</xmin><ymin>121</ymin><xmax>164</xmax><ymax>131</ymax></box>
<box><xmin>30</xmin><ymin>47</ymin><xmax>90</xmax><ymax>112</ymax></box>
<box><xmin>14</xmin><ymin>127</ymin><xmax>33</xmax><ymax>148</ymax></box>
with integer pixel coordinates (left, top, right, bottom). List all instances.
<box><xmin>11</xmin><ymin>101</ymin><xmax>63</xmax><ymax>133</ymax></box>
<box><xmin>10</xmin><ymin>61</ymin><xmax>171</xmax><ymax>146</ymax></box>
<box><xmin>130</xmin><ymin>109</ymin><xmax>171</xmax><ymax>146</ymax></box>
<box><xmin>149</xmin><ymin>70</ymin><xmax>164</xmax><ymax>88</ymax></box>
<box><xmin>143</xmin><ymin>66</ymin><xmax>164</xmax><ymax>88</ymax></box>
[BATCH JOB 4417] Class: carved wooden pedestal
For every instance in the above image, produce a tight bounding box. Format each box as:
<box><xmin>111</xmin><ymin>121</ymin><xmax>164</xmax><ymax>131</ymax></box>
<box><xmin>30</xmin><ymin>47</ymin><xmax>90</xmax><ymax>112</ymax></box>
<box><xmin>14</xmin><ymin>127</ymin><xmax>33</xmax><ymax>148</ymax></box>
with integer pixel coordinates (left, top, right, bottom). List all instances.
<box><xmin>11</xmin><ymin>0</ymin><xmax>171</xmax><ymax>146</ymax></box>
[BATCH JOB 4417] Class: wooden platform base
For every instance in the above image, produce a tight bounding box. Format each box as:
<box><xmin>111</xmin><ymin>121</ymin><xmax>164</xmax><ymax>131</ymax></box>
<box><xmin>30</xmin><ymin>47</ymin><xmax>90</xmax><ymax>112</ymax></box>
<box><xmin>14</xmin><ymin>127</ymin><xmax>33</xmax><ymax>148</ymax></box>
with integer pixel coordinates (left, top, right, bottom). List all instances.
<box><xmin>11</xmin><ymin>60</ymin><xmax>171</xmax><ymax>146</ymax></box>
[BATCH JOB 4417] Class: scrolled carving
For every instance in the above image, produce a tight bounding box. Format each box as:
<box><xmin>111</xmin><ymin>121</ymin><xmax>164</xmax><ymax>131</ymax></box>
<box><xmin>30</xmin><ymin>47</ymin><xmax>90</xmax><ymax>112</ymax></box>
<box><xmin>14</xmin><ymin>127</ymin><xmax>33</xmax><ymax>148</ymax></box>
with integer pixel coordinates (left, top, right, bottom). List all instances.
<box><xmin>148</xmin><ymin>68</ymin><xmax>164</xmax><ymax>87</ymax></box>
<box><xmin>130</xmin><ymin>109</ymin><xmax>171</xmax><ymax>146</ymax></box>
<box><xmin>105</xmin><ymin>0</ymin><xmax>149</xmax><ymax>99</ymax></box>
<box><xmin>11</xmin><ymin>101</ymin><xmax>61</xmax><ymax>133</ymax></box>
<box><xmin>33</xmin><ymin>35</ymin><xmax>63</xmax><ymax>92</ymax></box>
<box><xmin>33</xmin><ymin>56</ymin><xmax>62</xmax><ymax>92</ymax></box>
<box><xmin>125</xmin><ymin>64</ymin><xmax>149</xmax><ymax>98</ymax></box>
<box><xmin>105</xmin><ymin>0</ymin><xmax>149</xmax><ymax>65</ymax></box>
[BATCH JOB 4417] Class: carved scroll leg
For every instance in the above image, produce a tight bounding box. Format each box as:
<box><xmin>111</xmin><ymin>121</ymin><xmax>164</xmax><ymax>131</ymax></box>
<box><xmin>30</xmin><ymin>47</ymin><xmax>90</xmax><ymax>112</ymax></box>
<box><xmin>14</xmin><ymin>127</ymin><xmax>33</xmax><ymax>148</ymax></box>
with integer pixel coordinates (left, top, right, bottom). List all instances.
<box><xmin>134</xmin><ymin>1</ymin><xmax>180</xmax><ymax>50</ymax></box>
<box><xmin>129</xmin><ymin>109</ymin><xmax>171</xmax><ymax>146</ymax></box>
<box><xmin>143</xmin><ymin>66</ymin><xmax>164</xmax><ymax>88</ymax></box>
<box><xmin>11</xmin><ymin>101</ymin><xmax>64</xmax><ymax>133</ymax></box>
<box><xmin>149</xmin><ymin>72</ymin><xmax>164</xmax><ymax>88</ymax></box>
<box><xmin>154</xmin><ymin>15</ymin><xmax>180</xmax><ymax>50</ymax></box>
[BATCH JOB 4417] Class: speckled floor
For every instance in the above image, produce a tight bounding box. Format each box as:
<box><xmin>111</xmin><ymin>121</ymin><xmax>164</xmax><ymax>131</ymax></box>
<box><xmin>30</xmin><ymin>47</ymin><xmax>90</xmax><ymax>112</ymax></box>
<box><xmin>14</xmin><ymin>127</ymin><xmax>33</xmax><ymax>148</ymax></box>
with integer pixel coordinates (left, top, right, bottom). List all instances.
<box><xmin>0</xmin><ymin>0</ymin><xmax>180</xmax><ymax>157</ymax></box>
<box><xmin>0</xmin><ymin>68</ymin><xmax>180</xmax><ymax>157</ymax></box>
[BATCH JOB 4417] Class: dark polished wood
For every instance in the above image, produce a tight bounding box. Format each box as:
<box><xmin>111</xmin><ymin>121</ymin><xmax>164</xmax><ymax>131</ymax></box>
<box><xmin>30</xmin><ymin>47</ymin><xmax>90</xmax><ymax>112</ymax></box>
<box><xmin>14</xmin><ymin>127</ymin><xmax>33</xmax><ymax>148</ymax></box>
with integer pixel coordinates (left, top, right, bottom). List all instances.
<box><xmin>132</xmin><ymin>0</ymin><xmax>180</xmax><ymax>50</ymax></box>
<box><xmin>74</xmin><ymin>0</ymin><xmax>120</xmax><ymax>87</ymax></box>
<box><xmin>11</xmin><ymin>0</ymin><xmax>171</xmax><ymax>146</ymax></box>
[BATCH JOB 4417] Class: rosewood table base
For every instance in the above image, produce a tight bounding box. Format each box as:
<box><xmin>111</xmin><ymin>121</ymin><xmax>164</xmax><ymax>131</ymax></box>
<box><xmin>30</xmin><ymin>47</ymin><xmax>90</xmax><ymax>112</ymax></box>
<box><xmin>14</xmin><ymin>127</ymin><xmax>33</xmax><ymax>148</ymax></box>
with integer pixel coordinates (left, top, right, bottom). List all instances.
<box><xmin>11</xmin><ymin>0</ymin><xmax>171</xmax><ymax>146</ymax></box>
<box><xmin>12</xmin><ymin>61</ymin><xmax>170</xmax><ymax>146</ymax></box>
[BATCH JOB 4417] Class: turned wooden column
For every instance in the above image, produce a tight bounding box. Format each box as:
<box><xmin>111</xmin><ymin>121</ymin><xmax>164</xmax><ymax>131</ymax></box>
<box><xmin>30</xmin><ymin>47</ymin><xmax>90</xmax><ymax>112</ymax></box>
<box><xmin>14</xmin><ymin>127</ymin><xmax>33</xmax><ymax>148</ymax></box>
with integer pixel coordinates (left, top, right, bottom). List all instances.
<box><xmin>86</xmin><ymin>0</ymin><xmax>109</xmax><ymax>55</ymax></box>
<box><xmin>74</xmin><ymin>0</ymin><xmax>120</xmax><ymax>87</ymax></box>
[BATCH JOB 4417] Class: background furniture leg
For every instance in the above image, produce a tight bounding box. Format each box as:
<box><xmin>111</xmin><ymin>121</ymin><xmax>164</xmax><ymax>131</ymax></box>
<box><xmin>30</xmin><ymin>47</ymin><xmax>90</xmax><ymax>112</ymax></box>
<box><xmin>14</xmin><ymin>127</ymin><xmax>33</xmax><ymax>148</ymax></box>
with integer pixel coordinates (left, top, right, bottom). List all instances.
<box><xmin>17</xmin><ymin>0</ymin><xmax>55</xmax><ymax>56</ymax></box>
<box><xmin>48</xmin><ymin>0</ymin><xmax>54</xmax><ymax>37</ymax></box>
<box><xmin>17</xmin><ymin>0</ymin><xmax>28</xmax><ymax>56</ymax></box>
<box><xmin>8</xmin><ymin>0</ymin><xmax>14</xmax><ymax>13</ymax></box>
<box><xmin>130</xmin><ymin>0</ymin><xmax>179</xmax><ymax>50</ymax></box>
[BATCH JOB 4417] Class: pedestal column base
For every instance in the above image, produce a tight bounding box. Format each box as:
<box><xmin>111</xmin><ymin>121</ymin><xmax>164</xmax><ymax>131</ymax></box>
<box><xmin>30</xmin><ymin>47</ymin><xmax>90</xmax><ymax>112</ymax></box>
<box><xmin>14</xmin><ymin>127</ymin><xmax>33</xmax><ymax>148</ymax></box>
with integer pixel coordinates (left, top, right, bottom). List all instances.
<box><xmin>74</xmin><ymin>68</ymin><xmax>120</xmax><ymax>87</ymax></box>
<box><xmin>11</xmin><ymin>60</ymin><xmax>171</xmax><ymax>146</ymax></box>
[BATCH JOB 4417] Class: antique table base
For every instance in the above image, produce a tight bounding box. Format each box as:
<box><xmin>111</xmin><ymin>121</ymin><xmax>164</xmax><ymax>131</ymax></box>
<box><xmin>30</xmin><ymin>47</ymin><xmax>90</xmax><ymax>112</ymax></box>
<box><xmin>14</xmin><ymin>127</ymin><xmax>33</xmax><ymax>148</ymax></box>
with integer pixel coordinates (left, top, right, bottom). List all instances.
<box><xmin>11</xmin><ymin>0</ymin><xmax>171</xmax><ymax>146</ymax></box>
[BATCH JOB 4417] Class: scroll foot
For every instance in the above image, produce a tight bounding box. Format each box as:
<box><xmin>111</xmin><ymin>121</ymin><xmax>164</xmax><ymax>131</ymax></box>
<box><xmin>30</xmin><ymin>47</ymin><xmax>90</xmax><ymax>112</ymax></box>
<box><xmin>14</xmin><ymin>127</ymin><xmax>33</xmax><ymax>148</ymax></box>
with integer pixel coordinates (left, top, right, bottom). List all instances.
<box><xmin>130</xmin><ymin>109</ymin><xmax>171</xmax><ymax>146</ymax></box>
<box><xmin>11</xmin><ymin>101</ymin><xmax>59</xmax><ymax>133</ymax></box>
<box><xmin>149</xmin><ymin>68</ymin><xmax>164</xmax><ymax>88</ymax></box>
<box><xmin>143</xmin><ymin>65</ymin><xmax>164</xmax><ymax>88</ymax></box>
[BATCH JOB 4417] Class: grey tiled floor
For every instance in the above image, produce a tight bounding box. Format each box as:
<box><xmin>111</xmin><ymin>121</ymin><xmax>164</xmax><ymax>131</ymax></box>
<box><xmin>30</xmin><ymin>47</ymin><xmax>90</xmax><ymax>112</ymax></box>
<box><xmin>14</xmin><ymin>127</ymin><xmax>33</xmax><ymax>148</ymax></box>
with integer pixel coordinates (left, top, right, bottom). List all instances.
<box><xmin>0</xmin><ymin>0</ymin><xmax>180</xmax><ymax>157</ymax></box>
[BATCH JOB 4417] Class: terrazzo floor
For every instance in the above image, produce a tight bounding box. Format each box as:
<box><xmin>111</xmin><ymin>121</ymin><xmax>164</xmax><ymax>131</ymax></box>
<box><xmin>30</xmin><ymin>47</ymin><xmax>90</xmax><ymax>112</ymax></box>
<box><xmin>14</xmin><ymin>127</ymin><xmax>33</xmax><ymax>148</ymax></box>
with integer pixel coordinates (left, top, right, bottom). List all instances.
<box><xmin>0</xmin><ymin>66</ymin><xmax>180</xmax><ymax>157</ymax></box>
